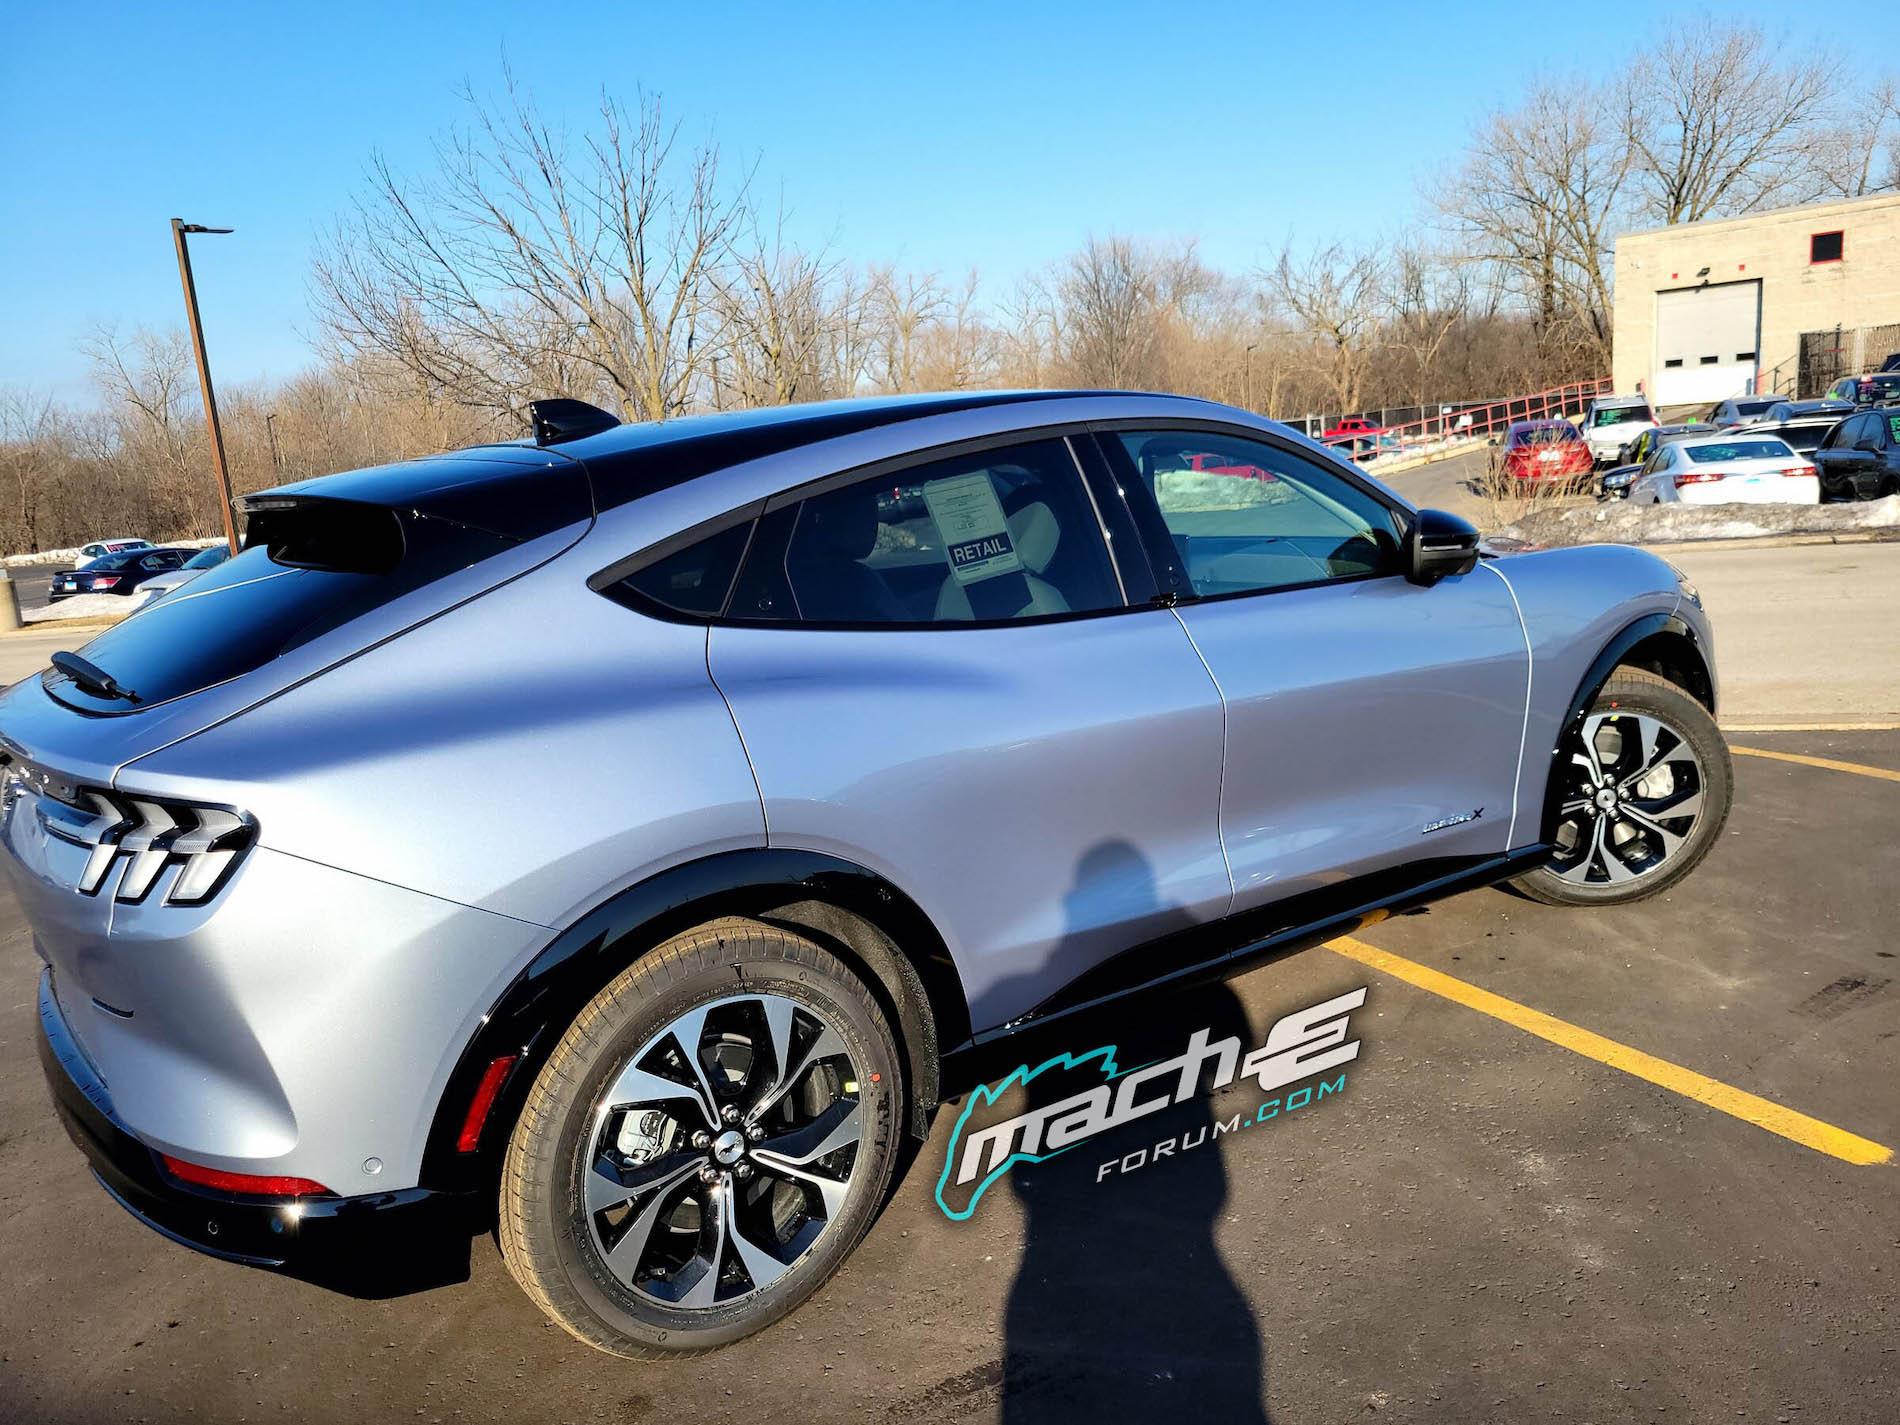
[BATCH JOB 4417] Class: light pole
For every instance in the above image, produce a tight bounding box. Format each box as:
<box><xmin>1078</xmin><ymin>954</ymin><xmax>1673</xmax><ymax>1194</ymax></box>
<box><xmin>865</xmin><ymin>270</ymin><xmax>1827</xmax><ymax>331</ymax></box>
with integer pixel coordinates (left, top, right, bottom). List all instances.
<box><xmin>1244</xmin><ymin>341</ymin><xmax>1259</xmax><ymax>412</ymax></box>
<box><xmin>170</xmin><ymin>218</ymin><xmax>240</xmax><ymax>554</ymax></box>
<box><xmin>264</xmin><ymin>411</ymin><xmax>283</xmax><ymax>472</ymax></box>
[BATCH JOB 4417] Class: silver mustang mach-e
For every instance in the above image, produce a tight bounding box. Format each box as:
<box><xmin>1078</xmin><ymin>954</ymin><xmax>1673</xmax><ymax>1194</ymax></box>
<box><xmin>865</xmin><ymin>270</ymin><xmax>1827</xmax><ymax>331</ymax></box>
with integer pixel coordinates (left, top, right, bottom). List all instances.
<box><xmin>5</xmin><ymin>391</ymin><xmax>1729</xmax><ymax>1354</ymax></box>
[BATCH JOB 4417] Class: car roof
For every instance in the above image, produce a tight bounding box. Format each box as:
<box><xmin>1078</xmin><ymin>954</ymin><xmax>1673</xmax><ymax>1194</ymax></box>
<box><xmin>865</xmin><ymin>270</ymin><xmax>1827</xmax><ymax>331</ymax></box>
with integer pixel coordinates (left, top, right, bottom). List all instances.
<box><xmin>1508</xmin><ymin>419</ymin><xmax>1577</xmax><ymax>433</ymax></box>
<box><xmin>1591</xmin><ymin>396</ymin><xmax>1650</xmax><ymax>409</ymax></box>
<box><xmin>256</xmin><ymin>390</ymin><xmax>1205</xmax><ymax>528</ymax></box>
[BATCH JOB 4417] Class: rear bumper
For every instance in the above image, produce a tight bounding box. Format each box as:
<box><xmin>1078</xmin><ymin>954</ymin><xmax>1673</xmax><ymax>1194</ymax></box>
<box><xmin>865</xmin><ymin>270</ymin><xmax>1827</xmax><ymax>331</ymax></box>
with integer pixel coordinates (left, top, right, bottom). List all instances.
<box><xmin>36</xmin><ymin>968</ymin><xmax>476</xmax><ymax>1295</ymax></box>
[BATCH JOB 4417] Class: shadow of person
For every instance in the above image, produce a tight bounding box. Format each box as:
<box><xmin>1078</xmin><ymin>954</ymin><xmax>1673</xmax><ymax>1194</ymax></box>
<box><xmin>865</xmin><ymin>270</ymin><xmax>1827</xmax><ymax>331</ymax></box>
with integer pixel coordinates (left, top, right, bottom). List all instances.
<box><xmin>964</xmin><ymin>841</ymin><xmax>1271</xmax><ymax>1424</ymax></box>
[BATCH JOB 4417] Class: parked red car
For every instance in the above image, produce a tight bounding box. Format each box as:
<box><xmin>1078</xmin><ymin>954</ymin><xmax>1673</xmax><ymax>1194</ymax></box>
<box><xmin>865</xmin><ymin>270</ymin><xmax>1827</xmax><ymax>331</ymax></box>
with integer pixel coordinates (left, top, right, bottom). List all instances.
<box><xmin>1500</xmin><ymin>419</ymin><xmax>1593</xmax><ymax>483</ymax></box>
<box><xmin>1184</xmin><ymin>450</ymin><xmax>1277</xmax><ymax>481</ymax></box>
<box><xmin>1320</xmin><ymin>416</ymin><xmax>1386</xmax><ymax>442</ymax></box>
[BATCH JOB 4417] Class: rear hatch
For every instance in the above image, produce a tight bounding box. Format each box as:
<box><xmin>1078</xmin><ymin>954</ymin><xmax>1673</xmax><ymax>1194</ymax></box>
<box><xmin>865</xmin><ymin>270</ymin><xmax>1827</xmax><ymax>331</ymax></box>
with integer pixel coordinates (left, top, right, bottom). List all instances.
<box><xmin>0</xmin><ymin>445</ymin><xmax>593</xmax><ymax>920</ymax></box>
<box><xmin>5</xmin><ymin>446</ymin><xmax>590</xmax><ymax>752</ymax></box>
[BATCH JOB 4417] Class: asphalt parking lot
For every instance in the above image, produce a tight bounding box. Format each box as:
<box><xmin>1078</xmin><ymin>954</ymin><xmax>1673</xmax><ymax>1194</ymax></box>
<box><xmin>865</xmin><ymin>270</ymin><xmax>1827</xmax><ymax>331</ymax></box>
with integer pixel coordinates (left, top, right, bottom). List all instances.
<box><xmin>0</xmin><ymin>546</ymin><xmax>1895</xmax><ymax>1423</ymax></box>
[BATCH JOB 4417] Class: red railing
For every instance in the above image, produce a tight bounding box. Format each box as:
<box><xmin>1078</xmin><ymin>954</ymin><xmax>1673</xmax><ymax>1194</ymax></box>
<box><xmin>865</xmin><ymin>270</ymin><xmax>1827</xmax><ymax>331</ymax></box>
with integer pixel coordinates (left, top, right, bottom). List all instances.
<box><xmin>1319</xmin><ymin>377</ymin><xmax>1613</xmax><ymax>461</ymax></box>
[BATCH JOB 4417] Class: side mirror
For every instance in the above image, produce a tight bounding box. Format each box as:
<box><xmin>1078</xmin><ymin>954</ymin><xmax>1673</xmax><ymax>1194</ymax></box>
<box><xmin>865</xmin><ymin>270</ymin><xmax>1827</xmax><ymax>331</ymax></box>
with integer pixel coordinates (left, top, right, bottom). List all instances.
<box><xmin>1404</xmin><ymin>508</ymin><xmax>1481</xmax><ymax>586</ymax></box>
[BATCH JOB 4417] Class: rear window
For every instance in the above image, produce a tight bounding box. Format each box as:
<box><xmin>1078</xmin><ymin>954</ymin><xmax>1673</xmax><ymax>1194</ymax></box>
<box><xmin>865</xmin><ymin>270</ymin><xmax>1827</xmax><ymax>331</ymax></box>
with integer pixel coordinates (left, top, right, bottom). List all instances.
<box><xmin>1683</xmin><ymin>440</ymin><xmax>1793</xmax><ymax>464</ymax></box>
<box><xmin>1592</xmin><ymin>406</ymin><xmax>1651</xmax><ymax>427</ymax></box>
<box><xmin>42</xmin><ymin>460</ymin><xmax>589</xmax><ymax>715</ymax></box>
<box><xmin>1508</xmin><ymin>423</ymin><xmax>1579</xmax><ymax>446</ymax></box>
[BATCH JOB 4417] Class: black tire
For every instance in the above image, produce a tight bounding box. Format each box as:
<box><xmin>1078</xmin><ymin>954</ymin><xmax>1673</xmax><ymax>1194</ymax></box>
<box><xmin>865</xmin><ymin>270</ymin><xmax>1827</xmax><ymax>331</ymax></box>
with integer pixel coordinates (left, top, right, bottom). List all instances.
<box><xmin>498</xmin><ymin>917</ymin><xmax>904</xmax><ymax>1356</ymax></box>
<box><xmin>1511</xmin><ymin>668</ymin><xmax>1732</xmax><ymax>907</ymax></box>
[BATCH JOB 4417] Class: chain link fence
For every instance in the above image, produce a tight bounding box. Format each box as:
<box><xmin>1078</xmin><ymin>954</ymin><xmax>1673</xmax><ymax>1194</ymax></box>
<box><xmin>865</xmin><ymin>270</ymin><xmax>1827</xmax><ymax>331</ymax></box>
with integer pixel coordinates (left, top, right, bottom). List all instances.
<box><xmin>1792</xmin><ymin>322</ymin><xmax>1900</xmax><ymax>397</ymax></box>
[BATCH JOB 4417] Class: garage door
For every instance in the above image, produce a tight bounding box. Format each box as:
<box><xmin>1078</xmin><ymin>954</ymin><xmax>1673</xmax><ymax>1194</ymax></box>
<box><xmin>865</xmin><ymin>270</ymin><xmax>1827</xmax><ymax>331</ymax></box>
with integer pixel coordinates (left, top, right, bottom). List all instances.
<box><xmin>1651</xmin><ymin>280</ymin><xmax>1761</xmax><ymax>407</ymax></box>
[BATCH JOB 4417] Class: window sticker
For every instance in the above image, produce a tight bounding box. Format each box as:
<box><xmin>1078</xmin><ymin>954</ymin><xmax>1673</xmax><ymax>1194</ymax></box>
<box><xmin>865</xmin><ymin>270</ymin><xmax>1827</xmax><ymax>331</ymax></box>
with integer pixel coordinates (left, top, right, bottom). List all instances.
<box><xmin>922</xmin><ymin>472</ymin><xmax>1024</xmax><ymax>587</ymax></box>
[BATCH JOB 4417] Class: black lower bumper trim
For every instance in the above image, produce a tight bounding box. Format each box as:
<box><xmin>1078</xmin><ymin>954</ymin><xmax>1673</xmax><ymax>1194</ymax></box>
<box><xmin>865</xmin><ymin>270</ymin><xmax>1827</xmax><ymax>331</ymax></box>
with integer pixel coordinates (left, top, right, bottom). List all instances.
<box><xmin>35</xmin><ymin>971</ymin><xmax>477</xmax><ymax>1298</ymax></box>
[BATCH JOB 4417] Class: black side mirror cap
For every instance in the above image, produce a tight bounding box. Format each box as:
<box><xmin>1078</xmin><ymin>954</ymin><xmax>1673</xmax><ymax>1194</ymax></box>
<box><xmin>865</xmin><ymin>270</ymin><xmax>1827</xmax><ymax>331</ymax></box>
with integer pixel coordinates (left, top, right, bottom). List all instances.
<box><xmin>1404</xmin><ymin>508</ymin><xmax>1481</xmax><ymax>586</ymax></box>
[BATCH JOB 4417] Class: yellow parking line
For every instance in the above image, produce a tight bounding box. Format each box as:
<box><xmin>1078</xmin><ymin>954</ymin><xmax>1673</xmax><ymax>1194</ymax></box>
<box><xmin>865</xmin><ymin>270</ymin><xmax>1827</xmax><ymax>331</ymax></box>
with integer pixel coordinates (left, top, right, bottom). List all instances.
<box><xmin>1722</xmin><ymin>722</ymin><xmax>1900</xmax><ymax>733</ymax></box>
<box><xmin>1325</xmin><ymin>936</ymin><xmax>1892</xmax><ymax>1167</ymax></box>
<box><xmin>1731</xmin><ymin>746</ymin><xmax>1900</xmax><ymax>784</ymax></box>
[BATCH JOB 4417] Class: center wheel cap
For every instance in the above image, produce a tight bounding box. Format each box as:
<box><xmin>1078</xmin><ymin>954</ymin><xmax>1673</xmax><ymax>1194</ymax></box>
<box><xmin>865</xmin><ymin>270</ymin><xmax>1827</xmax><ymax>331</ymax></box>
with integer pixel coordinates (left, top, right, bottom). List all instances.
<box><xmin>1595</xmin><ymin>788</ymin><xmax>1619</xmax><ymax>810</ymax></box>
<box><xmin>711</xmin><ymin>1129</ymin><xmax>747</xmax><ymax>1167</ymax></box>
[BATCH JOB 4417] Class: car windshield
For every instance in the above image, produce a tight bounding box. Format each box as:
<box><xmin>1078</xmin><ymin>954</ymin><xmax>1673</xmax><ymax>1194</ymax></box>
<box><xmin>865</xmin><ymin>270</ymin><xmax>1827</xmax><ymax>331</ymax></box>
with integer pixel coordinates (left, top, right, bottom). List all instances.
<box><xmin>1592</xmin><ymin>407</ymin><xmax>1650</xmax><ymax>427</ymax></box>
<box><xmin>182</xmin><ymin>546</ymin><xmax>228</xmax><ymax>569</ymax></box>
<box><xmin>1682</xmin><ymin>439</ymin><xmax>1794</xmax><ymax>463</ymax></box>
<box><xmin>1731</xmin><ymin>399</ymin><xmax>1776</xmax><ymax>417</ymax></box>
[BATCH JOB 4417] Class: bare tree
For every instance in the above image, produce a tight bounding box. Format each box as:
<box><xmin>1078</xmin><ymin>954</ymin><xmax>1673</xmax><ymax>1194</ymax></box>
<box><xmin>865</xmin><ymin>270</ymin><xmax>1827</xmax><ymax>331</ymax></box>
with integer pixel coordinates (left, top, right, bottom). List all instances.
<box><xmin>314</xmin><ymin>73</ymin><xmax>750</xmax><ymax>426</ymax></box>
<box><xmin>1056</xmin><ymin>237</ymin><xmax>1209</xmax><ymax>388</ymax></box>
<box><xmin>709</xmin><ymin>209</ymin><xmax>839</xmax><ymax>408</ymax></box>
<box><xmin>1812</xmin><ymin>76</ymin><xmax>1900</xmax><ymax>198</ymax></box>
<box><xmin>1621</xmin><ymin>21</ymin><xmax>1837</xmax><ymax>223</ymax></box>
<box><xmin>1266</xmin><ymin>241</ymin><xmax>1388</xmax><ymax>415</ymax></box>
<box><xmin>1441</xmin><ymin>81</ymin><xmax>1629</xmax><ymax>375</ymax></box>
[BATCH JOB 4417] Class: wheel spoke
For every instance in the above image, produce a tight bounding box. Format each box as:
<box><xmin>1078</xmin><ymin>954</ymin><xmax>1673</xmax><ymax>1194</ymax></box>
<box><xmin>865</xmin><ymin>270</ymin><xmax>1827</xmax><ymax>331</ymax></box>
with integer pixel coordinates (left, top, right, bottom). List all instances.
<box><xmin>675</xmin><ymin>1176</ymin><xmax>731</xmax><ymax>1309</ymax></box>
<box><xmin>725</xmin><ymin>1206</ymin><xmax>792</xmax><ymax>1292</ymax></box>
<box><xmin>1572</xmin><ymin>714</ymin><xmax>1609</xmax><ymax>783</ymax></box>
<box><xmin>586</xmin><ymin>1148</ymin><xmax>700</xmax><ymax>1217</ymax></box>
<box><xmin>1617</xmin><ymin>802</ymin><xmax>1686</xmax><ymax>854</ymax></box>
<box><xmin>1628</xmin><ymin>785</ymin><xmax>1703</xmax><ymax>822</ymax></box>
<box><xmin>665</xmin><ymin>1005</ymin><xmax>728</xmax><ymax>1128</ymax></box>
<box><xmin>599</xmin><ymin>1061</ymin><xmax>718</xmax><ymax>1133</ymax></box>
<box><xmin>758</xmin><ymin>1098</ymin><xmax>861</xmax><ymax>1165</ymax></box>
<box><xmin>748</xmin><ymin>995</ymin><xmax>801</xmax><ymax>1106</ymax></box>
<box><xmin>749</xmin><ymin>1152</ymin><xmax>851</xmax><ymax>1218</ymax></box>
<box><xmin>750</xmin><ymin>1023</ymin><xmax>848</xmax><ymax>1120</ymax></box>
<box><xmin>599</xmin><ymin>1157</ymin><xmax>702</xmax><ymax>1278</ymax></box>
<box><xmin>1593</xmin><ymin>817</ymin><xmax>1638</xmax><ymax>882</ymax></box>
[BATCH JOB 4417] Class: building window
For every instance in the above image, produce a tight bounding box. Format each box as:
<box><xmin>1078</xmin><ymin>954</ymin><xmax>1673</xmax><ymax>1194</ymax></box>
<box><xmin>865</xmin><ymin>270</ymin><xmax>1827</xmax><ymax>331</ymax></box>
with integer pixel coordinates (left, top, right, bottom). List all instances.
<box><xmin>1811</xmin><ymin>230</ymin><xmax>1844</xmax><ymax>264</ymax></box>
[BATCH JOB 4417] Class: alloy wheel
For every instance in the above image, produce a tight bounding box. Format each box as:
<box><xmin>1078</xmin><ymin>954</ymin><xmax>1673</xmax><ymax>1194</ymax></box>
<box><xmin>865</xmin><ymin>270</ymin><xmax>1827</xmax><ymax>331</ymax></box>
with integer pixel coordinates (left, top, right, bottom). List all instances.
<box><xmin>579</xmin><ymin>993</ymin><xmax>863</xmax><ymax>1310</ymax></box>
<box><xmin>1550</xmin><ymin>710</ymin><xmax>1707</xmax><ymax>886</ymax></box>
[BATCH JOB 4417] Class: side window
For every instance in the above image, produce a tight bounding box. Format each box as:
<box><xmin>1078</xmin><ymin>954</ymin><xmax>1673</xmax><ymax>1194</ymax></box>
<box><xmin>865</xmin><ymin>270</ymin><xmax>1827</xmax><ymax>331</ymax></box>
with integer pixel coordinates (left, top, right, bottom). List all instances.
<box><xmin>730</xmin><ymin>438</ymin><xmax>1122</xmax><ymax>626</ymax></box>
<box><xmin>605</xmin><ymin>519</ymin><xmax>753</xmax><ymax>618</ymax></box>
<box><xmin>1109</xmin><ymin>430</ymin><xmax>1403</xmax><ymax>598</ymax></box>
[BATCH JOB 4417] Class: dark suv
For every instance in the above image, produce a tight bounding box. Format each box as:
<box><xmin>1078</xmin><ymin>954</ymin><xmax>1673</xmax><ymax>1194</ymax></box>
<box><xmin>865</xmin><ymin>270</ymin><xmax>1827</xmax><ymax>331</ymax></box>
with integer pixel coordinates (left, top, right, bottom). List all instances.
<box><xmin>1812</xmin><ymin>408</ymin><xmax>1900</xmax><ymax>501</ymax></box>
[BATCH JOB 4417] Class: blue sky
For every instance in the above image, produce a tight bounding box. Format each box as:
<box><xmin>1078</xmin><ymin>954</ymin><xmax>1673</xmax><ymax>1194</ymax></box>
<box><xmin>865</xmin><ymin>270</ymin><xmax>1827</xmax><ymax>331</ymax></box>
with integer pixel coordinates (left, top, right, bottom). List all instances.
<box><xmin>4</xmin><ymin>0</ymin><xmax>1889</xmax><ymax>403</ymax></box>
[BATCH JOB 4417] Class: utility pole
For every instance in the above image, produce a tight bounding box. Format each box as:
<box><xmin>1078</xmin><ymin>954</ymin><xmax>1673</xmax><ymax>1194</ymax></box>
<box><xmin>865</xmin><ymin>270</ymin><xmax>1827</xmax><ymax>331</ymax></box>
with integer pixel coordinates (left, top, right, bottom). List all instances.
<box><xmin>171</xmin><ymin>218</ymin><xmax>240</xmax><ymax>554</ymax></box>
<box><xmin>264</xmin><ymin>411</ymin><xmax>283</xmax><ymax>472</ymax></box>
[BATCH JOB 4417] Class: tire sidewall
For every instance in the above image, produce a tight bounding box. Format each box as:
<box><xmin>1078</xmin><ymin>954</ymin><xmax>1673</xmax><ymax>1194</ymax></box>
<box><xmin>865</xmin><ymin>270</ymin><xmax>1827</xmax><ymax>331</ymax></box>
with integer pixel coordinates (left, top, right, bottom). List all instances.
<box><xmin>525</xmin><ymin>938</ymin><xmax>902</xmax><ymax>1352</ymax></box>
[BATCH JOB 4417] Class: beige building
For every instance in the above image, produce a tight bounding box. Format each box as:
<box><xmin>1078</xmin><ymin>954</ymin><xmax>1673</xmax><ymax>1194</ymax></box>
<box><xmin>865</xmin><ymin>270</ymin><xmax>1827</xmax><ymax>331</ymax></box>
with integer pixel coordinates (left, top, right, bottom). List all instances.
<box><xmin>1612</xmin><ymin>192</ymin><xmax>1900</xmax><ymax>408</ymax></box>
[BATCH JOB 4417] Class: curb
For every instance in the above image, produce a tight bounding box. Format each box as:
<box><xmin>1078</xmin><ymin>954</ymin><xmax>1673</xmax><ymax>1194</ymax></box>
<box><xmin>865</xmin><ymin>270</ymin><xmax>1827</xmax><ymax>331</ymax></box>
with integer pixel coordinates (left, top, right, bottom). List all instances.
<box><xmin>1637</xmin><ymin>528</ymin><xmax>1900</xmax><ymax>553</ymax></box>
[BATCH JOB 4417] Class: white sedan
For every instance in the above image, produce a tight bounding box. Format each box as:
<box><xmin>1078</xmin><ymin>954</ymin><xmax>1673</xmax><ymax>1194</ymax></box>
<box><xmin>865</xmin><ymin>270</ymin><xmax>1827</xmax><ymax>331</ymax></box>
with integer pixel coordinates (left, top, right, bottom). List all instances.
<box><xmin>1625</xmin><ymin>435</ymin><xmax>1819</xmax><ymax>505</ymax></box>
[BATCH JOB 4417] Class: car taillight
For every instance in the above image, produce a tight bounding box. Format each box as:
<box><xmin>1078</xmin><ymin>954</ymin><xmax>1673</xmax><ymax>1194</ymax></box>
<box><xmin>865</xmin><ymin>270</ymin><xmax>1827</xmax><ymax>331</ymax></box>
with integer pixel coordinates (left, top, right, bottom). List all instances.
<box><xmin>86</xmin><ymin>576</ymin><xmax>121</xmax><ymax>589</ymax></box>
<box><xmin>1777</xmin><ymin>465</ymin><xmax>1816</xmax><ymax>477</ymax></box>
<box><xmin>1673</xmin><ymin>470</ymin><xmax>1724</xmax><ymax>486</ymax></box>
<box><xmin>16</xmin><ymin>779</ymin><xmax>256</xmax><ymax>904</ymax></box>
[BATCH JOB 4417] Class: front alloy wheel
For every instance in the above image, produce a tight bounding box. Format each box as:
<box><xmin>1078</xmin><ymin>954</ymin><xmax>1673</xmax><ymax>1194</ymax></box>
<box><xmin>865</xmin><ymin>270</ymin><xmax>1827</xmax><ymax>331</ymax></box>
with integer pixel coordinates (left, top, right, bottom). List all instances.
<box><xmin>1513</xmin><ymin>668</ymin><xmax>1732</xmax><ymax>906</ymax></box>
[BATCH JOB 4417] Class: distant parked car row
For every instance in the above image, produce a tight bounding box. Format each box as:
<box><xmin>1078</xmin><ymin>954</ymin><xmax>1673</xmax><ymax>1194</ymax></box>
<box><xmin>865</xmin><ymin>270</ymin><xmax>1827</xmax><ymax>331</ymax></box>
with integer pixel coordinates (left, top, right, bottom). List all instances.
<box><xmin>46</xmin><ymin>542</ymin><xmax>229</xmax><ymax>604</ymax></box>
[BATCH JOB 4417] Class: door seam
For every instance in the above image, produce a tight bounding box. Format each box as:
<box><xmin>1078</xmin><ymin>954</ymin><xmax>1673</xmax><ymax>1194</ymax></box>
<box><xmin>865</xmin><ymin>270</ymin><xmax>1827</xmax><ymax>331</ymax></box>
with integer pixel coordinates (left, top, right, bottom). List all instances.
<box><xmin>703</xmin><ymin>627</ymin><xmax>771</xmax><ymax>845</ymax></box>
<box><xmin>1481</xmin><ymin>561</ymin><xmax>1536</xmax><ymax>848</ymax></box>
<box><xmin>1167</xmin><ymin>606</ymin><xmax>1238</xmax><ymax>916</ymax></box>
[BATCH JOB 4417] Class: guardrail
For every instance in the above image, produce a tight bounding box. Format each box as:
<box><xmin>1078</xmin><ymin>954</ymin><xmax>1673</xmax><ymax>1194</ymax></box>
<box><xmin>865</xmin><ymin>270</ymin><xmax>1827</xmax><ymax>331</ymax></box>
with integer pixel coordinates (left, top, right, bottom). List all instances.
<box><xmin>1313</xmin><ymin>377</ymin><xmax>1614</xmax><ymax>463</ymax></box>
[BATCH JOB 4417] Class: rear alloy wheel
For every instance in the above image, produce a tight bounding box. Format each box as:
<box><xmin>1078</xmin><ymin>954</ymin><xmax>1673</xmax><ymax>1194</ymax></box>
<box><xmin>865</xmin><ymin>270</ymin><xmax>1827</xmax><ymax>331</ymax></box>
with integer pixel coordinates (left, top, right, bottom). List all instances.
<box><xmin>1512</xmin><ymin>668</ymin><xmax>1732</xmax><ymax>906</ymax></box>
<box><xmin>498</xmin><ymin>918</ymin><xmax>903</xmax><ymax>1356</ymax></box>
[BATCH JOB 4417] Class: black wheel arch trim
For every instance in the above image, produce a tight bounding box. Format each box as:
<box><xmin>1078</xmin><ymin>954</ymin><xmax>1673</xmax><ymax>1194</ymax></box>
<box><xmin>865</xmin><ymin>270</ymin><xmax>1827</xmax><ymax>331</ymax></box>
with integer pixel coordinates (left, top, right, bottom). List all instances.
<box><xmin>1539</xmin><ymin>611</ymin><xmax>1714</xmax><ymax>843</ymax></box>
<box><xmin>418</xmin><ymin>848</ymin><xmax>967</xmax><ymax>1194</ymax></box>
